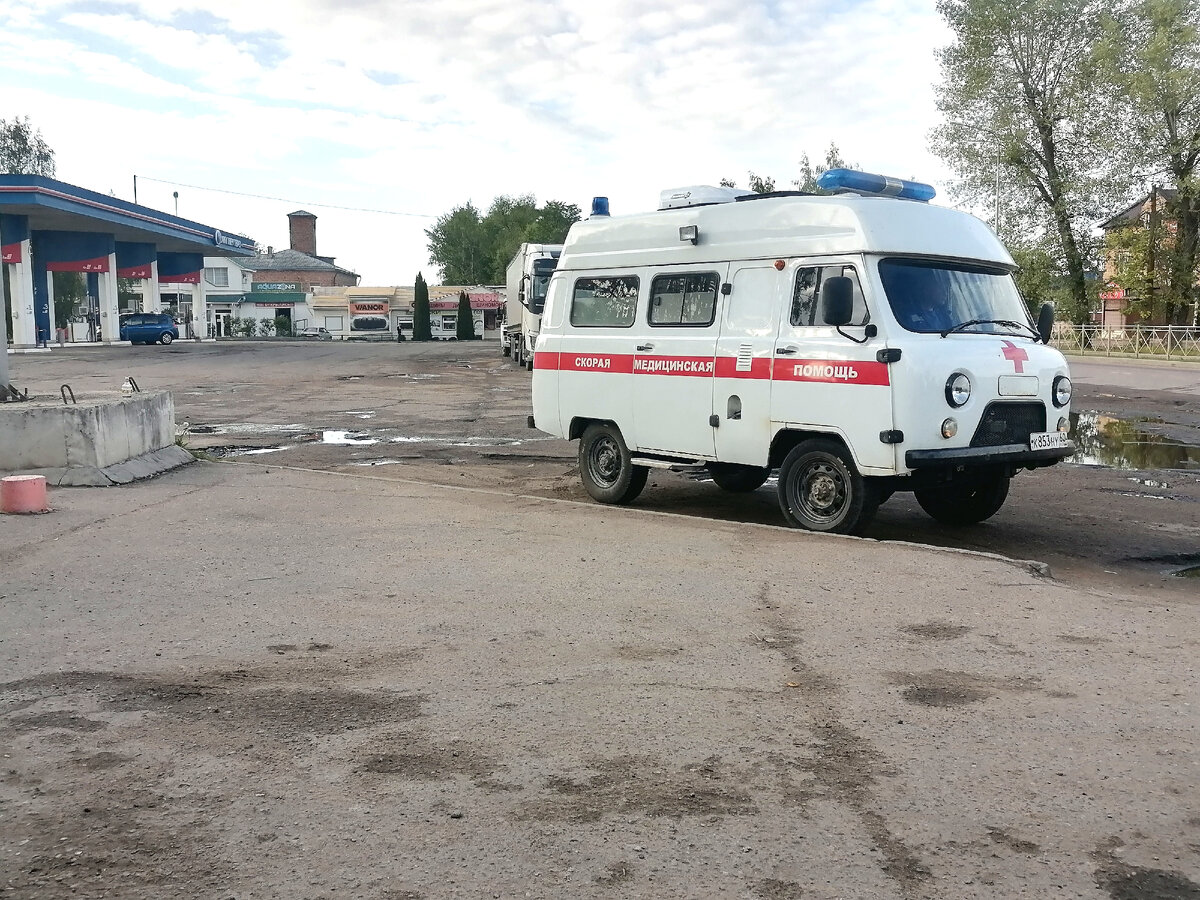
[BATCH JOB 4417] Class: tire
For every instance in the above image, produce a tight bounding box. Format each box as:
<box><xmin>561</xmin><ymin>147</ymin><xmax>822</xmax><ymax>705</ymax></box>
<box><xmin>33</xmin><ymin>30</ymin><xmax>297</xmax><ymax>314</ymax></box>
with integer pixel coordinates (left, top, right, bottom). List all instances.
<box><xmin>526</xmin><ymin>356</ymin><xmax>534</xmax><ymax>371</ymax></box>
<box><xmin>914</xmin><ymin>475</ymin><xmax>1010</xmax><ymax>526</ymax></box>
<box><xmin>777</xmin><ymin>438</ymin><xmax>877</xmax><ymax>534</ymax></box>
<box><xmin>513</xmin><ymin>342</ymin><xmax>523</xmax><ymax>367</ymax></box>
<box><xmin>708</xmin><ymin>462</ymin><xmax>770</xmax><ymax>493</ymax></box>
<box><xmin>159</xmin><ymin>332</ymin><xmax>174</xmax><ymax>345</ymax></box>
<box><xmin>578</xmin><ymin>423</ymin><xmax>648</xmax><ymax>505</ymax></box>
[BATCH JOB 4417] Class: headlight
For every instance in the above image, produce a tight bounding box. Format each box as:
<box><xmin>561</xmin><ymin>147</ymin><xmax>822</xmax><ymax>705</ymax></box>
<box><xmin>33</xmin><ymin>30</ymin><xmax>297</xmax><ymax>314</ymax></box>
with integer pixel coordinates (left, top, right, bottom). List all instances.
<box><xmin>1052</xmin><ymin>375</ymin><xmax>1072</xmax><ymax>408</ymax></box>
<box><xmin>945</xmin><ymin>373</ymin><xmax>971</xmax><ymax>408</ymax></box>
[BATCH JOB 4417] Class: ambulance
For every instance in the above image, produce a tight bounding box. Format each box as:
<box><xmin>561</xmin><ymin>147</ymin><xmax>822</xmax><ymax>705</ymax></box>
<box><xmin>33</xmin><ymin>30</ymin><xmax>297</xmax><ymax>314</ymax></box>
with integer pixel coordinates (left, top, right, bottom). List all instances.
<box><xmin>530</xmin><ymin>170</ymin><xmax>1075</xmax><ymax>535</ymax></box>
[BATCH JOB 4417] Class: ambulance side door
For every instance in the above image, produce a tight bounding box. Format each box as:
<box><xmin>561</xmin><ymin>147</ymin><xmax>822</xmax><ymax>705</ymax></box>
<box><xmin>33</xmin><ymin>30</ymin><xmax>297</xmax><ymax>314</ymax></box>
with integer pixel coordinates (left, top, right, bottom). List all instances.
<box><xmin>771</xmin><ymin>259</ymin><xmax>895</xmax><ymax>474</ymax></box>
<box><xmin>630</xmin><ymin>268</ymin><xmax>723</xmax><ymax>458</ymax></box>
<box><xmin>554</xmin><ymin>270</ymin><xmax>640</xmax><ymax>437</ymax></box>
<box><xmin>711</xmin><ymin>263</ymin><xmax>785</xmax><ymax>466</ymax></box>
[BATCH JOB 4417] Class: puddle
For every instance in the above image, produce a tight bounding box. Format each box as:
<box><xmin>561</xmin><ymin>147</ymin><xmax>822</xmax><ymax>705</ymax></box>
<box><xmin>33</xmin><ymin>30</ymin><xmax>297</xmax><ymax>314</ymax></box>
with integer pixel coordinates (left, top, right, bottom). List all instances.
<box><xmin>1070</xmin><ymin>411</ymin><xmax>1200</xmax><ymax>470</ymax></box>
<box><xmin>318</xmin><ymin>430</ymin><xmax>378</xmax><ymax>445</ymax></box>
<box><xmin>351</xmin><ymin>459</ymin><xmax>406</xmax><ymax>466</ymax></box>
<box><xmin>190</xmin><ymin>423</ymin><xmax>310</xmax><ymax>436</ymax></box>
<box><xmin>1123</xmin><ymin>553</ymin><xmax>1200</xmax><ymax>579</ymax></box>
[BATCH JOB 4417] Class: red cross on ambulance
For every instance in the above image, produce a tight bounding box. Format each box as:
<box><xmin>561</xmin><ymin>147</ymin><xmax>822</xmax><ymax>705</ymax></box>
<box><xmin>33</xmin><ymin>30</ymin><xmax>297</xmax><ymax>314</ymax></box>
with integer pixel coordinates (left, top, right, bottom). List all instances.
<box><xmin>1001</xmin><ymin>340</ymin><xmax>1028</xmax><ymax>373</ymax></box>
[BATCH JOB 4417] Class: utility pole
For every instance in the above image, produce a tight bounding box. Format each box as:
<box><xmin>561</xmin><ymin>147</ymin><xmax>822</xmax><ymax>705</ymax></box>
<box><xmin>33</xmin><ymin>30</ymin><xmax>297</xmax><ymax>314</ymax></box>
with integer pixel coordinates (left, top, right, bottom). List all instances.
<box><xmin>133</xmin><ymin>174</ymin><xmax>138</xmax><ymax>205</ymax></box>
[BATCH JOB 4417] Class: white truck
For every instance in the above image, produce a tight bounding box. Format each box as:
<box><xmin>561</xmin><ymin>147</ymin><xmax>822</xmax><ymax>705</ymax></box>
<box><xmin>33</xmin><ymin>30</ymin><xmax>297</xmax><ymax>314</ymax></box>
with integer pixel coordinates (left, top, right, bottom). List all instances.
<box><xmin>531</xmin><ymin>172</ymin><xmax>1075</xmax><ymax>535</ymax></box>
<box><xmin>503</xmin><ymin>243</ymin><xmax>561</xmax><ymax>369</ymax></box>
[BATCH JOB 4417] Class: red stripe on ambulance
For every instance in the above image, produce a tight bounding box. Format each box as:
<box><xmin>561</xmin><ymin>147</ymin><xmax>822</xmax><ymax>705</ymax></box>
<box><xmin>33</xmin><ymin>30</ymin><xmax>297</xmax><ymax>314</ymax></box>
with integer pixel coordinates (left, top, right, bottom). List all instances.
<box><xmin>773</xmin><ymin>359</ymin><xmax>890</xmax><ymax>386</ymax></box>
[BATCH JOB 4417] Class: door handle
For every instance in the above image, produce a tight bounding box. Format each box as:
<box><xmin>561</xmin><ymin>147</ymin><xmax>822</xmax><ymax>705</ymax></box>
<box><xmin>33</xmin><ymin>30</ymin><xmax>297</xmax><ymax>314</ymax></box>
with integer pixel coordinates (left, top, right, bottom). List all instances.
<box><xmin>776</xmin><ymin>345</ymin><xmax>798</xmax><ymax>355</ymax></box>
<box><xmin>636</xmin><ymin>343</ymin><xmax>655</xmax><ymax>352</ymax></box>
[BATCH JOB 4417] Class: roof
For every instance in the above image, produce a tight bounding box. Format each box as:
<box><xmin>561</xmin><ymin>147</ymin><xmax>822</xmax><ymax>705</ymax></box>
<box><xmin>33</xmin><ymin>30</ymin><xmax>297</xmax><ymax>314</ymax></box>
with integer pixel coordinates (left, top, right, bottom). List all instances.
<box><xmin>0</xmin><ymin>174</ymin><xmax>255</xmax><ymax>256</ymax></box>
<box><xmin>288</xmin><ymin>210</ymin><xmax>316</xmax><ymax>218</ymax></box>
<box><xmin>245</xmin><ymin>247</ymin><xmax>358</xmax><ymax>277</ymax></box>
<box><xmin>559</xmin><ymin>192</ymin><xmax>1014</xmax><ymax>271</ymax></box>
<box><xmin>1099</xmin><ymin>189</ymin><xmax>1180</xmax><ymax>231</ymax></box>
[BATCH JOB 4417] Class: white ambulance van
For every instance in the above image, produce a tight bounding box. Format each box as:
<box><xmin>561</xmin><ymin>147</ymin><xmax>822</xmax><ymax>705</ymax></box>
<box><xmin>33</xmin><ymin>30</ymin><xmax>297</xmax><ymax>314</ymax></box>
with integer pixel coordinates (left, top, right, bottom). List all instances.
<box><xmin>530</xmin><ymin>171</ymin><xmax>1075</xmax><ymax>535</ymax></box>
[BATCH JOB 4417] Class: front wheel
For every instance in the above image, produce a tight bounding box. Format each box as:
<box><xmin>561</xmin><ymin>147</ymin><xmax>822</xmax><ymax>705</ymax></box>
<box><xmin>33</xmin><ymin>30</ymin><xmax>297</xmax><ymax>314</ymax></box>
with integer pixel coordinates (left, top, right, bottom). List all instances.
<box><xmin>159</xmin><ymin>332</ymin><xmax>174</xmax><ymax>345</ymax></box>
<box><xmin>578</xmin><ymin>423</ymin><xmax>648</xmax><ymax>505</ymax></box>
<box><xmin>708</xmin><ymin>463</ymin><xmax>770</xmax><ymax>493</ymax></box>
<box><xmin>777</xmin><ymin>439</ymin><xmax>876</xmax><ymax>534</ymax></box>
<box><xmin>914</xmin><ymin>476</ymin><xmax>1010</xmax><ymax>526</ymax></box>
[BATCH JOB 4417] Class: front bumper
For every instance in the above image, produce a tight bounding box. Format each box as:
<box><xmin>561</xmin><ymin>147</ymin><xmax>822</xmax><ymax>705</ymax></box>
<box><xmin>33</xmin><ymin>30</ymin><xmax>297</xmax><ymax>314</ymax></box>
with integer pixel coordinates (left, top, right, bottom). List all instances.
<box><xmin>905</xmin><ymin>442</ymin><xmax>1076</xmax><ymax>469</ymax></box>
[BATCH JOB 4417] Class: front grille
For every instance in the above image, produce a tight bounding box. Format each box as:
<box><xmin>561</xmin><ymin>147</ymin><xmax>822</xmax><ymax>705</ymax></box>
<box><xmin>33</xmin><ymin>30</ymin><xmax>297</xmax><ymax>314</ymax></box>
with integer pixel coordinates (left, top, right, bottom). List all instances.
<box><xmin>970</xmin><ymin>402</ymin><xmax>1046</xmax><ymax>448</ymax></box>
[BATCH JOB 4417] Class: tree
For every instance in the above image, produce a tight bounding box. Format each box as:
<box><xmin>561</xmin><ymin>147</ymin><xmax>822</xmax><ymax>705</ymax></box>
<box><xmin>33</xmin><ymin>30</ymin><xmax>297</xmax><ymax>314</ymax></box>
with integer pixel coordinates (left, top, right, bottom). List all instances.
<box><xmin>795</xmin><ymin>143</ymin><xmax>857</xmax><ymax>194</ymax></box>
<box><xmin>426</xmin><ymin>195</ymin><xmax>580</xmax><ymax>285</ymax></box>
<box><xmin>0</xmin><ymin>116</ymin><xmax>56</xmax><ymax>176</ymax></box>
<box><xmin>52</xmin><ymin>272</ymin><xmax>84</xmax><ymax>329</ymax></box>
<box><xmin>455</xmin><ymin>290</ymin><xmax>475</xmax><ymax>340</ymax></box>
<box><xmin>931</xmin><ymin>0</ymin><xmax>1127</xmax><ymax>324</ymax></box>
<box><xmin>412</xmin><ymin>272</ymin><xmax>431</xmax><ymax>341</ymax></box>
<box><xmin>720</xmin><ymin>144</ymin><xmax>857</xmax><ymax>195</ymax></box>
<box><xmin>719</xmin><ymin>172</ymin><xmax>776</xmax><ymax>193</ymax></box>
<box><xmin>1096</xmin><ymin>0</ymin><xmax>1200</xmax><ymax>325</ymax></box>
<box><xmin>118</xmin><ymin>277</ymin><xmax>141</xmax><ymax>312</ymax></box>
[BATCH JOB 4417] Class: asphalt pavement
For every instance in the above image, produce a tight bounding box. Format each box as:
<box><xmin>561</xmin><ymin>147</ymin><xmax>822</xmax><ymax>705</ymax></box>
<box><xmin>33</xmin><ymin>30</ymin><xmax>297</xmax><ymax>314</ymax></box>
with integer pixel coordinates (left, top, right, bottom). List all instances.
<box><xmin>2</xmin><ymin>456</ymin><xmax>1198</xmax><ymax>898</ymax></box>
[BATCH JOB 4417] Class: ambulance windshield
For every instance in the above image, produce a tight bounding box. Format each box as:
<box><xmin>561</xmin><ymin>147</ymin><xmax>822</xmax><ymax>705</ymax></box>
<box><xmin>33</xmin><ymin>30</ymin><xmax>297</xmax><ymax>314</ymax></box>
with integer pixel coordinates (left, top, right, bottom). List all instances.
<box><xmin>879</xmin><ymin>258</ymin><xmax>1034</xmax><ymax>337</ymax></box>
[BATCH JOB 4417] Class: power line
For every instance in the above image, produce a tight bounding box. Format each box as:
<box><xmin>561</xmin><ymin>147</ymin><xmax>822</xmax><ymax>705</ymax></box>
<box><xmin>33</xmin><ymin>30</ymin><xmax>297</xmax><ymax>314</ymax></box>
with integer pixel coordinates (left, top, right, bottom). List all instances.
<box><xmin>135</xmin><ymin>175</ymin><xmax>436</xmax><ymax>218</ymax></box>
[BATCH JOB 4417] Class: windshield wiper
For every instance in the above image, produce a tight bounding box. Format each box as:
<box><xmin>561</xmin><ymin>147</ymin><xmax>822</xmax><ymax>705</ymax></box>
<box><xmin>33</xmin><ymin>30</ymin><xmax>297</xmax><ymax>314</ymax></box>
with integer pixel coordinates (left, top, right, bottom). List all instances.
<box><xmin>940</xmin><ymin>319</ymin><xmax>1038</xmax><ymax>339</ymax></box>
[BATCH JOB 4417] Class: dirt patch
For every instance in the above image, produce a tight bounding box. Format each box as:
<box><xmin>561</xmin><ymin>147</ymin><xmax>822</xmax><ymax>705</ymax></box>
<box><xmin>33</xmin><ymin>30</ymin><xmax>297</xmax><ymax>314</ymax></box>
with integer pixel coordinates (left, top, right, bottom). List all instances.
<box><xmin>355</xmin><ymin>731</ymin><xmax>496</xmax><ymax>782</ymax></box>
<box><xmin>987</xmin><ymin>826</ymin><xmax>1041</xmax><ymax>854</ymax></box>
<box><xmin>901</xmin><ymin>621</ymin><xmax>972</xmax><ymax>640</ymax></box>
<box><xmin>891</xmin><ymin>669</ymin><xmax>1041</xmax><ymax>708</ymax></box>
<box><xmin>516</xmin><ymin>755</ymin><xmax>757</xmax><ymax>824</ymax></box>
<box><xmin>753</xmin><ymin>877</ymin><xmax>806</xmax><ymax>899</ymax></box>
<box><xmin>595</xmin><ymin>861</ymin><xmax>636</xmax><ymax>886</ymax></box>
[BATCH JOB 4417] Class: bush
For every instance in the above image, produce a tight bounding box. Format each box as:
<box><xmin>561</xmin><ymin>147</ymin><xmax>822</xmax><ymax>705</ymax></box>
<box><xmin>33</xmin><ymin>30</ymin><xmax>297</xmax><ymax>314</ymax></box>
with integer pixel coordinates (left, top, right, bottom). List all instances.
<box><xmin>238</xmin><ymin>318</ymin><xmax>258</xmax><ymax>337</ymax></box>
<box><xmin>259</xmin><ymin>318</ymin><xmax>275</xmax><ymax>337</ymax></box>
<box><xmin>228</xmin><ymin>317</ymin><xmax>242</xmax><ymax>337</ymax></box>
<box><xmin>274</xmin><ymin>316</ymin><xmax>292</xmax><ymax>337</ymax></box>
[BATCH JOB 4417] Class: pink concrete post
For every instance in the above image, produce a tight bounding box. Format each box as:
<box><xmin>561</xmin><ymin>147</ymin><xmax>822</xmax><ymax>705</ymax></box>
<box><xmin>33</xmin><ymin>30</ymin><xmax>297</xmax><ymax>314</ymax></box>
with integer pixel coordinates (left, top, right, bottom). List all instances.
<box><xmin>1</xmin><ymin>475</ymin><xmax>49</xmax><ymax>514</ymax></box>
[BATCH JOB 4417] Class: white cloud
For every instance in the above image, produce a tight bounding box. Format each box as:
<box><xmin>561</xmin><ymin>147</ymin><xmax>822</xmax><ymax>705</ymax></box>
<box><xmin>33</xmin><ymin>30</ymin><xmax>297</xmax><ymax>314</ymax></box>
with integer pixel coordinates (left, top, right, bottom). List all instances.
<box><xmin>0</xmin><ymin>0</ymin><xmax>958</xmax><ymax>283</ymax></box>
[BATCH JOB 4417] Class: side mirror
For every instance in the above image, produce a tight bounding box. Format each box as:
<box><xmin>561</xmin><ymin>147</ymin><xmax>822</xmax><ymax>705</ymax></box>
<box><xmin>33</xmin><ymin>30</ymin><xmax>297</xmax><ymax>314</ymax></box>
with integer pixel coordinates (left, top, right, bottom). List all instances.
<box><xmin>1037</xmin><ymin>302</ymin><xmax>1054</xmax><ymax>344</ymax></box>
<box><xmin>822</xmin><ymin>276</ymin><xmax>854</xmax><ymax>327</ymax></box>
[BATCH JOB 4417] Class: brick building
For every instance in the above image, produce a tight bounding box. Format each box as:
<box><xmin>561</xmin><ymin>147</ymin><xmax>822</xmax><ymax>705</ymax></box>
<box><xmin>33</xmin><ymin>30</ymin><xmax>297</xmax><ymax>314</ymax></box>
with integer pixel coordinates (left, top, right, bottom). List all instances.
<box><xmin>246</xmin><ymin>211</ymin><xmax>359</xmax><ymax>290</ymax></box>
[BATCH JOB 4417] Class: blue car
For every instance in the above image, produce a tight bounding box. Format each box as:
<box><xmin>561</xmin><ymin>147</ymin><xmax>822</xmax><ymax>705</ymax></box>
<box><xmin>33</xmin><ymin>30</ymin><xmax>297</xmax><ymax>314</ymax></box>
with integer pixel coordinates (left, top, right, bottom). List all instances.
<box><xmin>120</xmin><ymin>313</ymin><xmax>179</xmax><ymax>345</ymax></box>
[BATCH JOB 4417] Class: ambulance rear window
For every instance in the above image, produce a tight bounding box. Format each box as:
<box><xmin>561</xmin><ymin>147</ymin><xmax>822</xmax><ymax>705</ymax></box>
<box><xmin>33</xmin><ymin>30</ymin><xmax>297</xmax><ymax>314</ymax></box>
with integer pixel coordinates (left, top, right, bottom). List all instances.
<box><xmin>570</xmin><ymin>276</ymin><xmax>639</xmax><ymax>327</ymax></box>
<box><xmin>649</xmin><ymin>273</ymin><xmax>718</xmax><ymax>326</ymax></box>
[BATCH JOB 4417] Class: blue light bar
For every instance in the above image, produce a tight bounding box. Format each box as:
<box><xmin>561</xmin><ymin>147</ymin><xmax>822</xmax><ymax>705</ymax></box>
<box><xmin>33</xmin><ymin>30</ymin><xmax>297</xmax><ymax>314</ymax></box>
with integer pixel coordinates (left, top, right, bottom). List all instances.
<box><xmin>815</xmin><ymin>168</ymin><xmax>936</xmax><ymax>202</ymax></box>
<box><xmin>591</xmin><ymin>196</ymin><xmax>610</xmax><ymax>217</ymax></box>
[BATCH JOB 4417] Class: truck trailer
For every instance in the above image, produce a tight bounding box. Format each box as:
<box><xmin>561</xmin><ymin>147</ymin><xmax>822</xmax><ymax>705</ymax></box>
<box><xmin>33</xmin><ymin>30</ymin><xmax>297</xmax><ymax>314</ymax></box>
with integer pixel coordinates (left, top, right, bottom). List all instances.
<box><xmin>503</xmin><ymin>243</ymin><xmax>561</xmax><ymax>369</ymax></box>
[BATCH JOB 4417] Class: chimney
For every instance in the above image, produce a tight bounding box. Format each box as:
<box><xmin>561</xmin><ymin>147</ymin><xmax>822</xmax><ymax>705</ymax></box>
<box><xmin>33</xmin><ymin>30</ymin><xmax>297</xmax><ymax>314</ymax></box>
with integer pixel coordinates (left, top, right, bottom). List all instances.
<box><xmin>288</xmin><ymin>210</ymin><xmax>317</xmax><ymax>256</ymax></box>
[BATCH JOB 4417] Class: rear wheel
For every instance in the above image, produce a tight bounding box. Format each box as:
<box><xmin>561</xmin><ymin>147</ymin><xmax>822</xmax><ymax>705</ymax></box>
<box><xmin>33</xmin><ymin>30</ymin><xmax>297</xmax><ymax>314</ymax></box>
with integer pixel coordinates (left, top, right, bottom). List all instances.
<box><xmin>159</xmin><ymin>332</ymin><xmax>174</xmax><ymax>345</ymax></box>
<box><xmin>708</xmin><ymin>463</ymin><xmax>770</xmax><ymax>493</ymax></box>
<box><xmin>578</xmin><ymin>423</ymin><xmax>648</xmax><ymax>505</ymax></box>
<box><xmin>914</xmin><ymin>475</ymin><xmax>1010</xmax><ymax>526</ymax></box>
<box><xmin>777</xmin><ymin>438</ymin><xmax>877</xmax><ymax>534</ymax></box>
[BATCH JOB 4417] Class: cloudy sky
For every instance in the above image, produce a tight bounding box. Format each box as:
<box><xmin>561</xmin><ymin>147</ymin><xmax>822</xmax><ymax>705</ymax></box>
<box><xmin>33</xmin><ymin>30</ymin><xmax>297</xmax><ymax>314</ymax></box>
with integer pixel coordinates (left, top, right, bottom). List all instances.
<box><xmin>0</xmin><ymin>0</ymin><xmax>955</xmax><ymax>285</ymax></box>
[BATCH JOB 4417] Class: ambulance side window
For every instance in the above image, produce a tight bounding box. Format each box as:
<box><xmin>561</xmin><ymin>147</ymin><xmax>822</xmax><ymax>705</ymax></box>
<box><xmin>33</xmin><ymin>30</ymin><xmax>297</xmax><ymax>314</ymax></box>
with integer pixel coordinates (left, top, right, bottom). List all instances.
<box><xmin>570</xmin><ymin>276</ymin><xmax>639</xmax><ymax>327</ymax></box>
<box><xmin>648</xmin><ymin>273</ymin><xmax>718</xmax><ymax>326</ymax></box>
<box><xmin>790</xmin><ymin>266</ymin><xmax>869</xmax><ymax>327</ymax></box>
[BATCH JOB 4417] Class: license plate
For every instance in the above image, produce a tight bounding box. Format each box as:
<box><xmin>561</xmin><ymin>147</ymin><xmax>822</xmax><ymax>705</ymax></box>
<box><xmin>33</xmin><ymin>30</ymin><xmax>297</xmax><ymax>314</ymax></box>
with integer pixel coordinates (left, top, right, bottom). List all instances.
<box><xmin>1030</xmin><ymin>431</ymin><xmax>1069</xmax><ymax>450</ymax></box>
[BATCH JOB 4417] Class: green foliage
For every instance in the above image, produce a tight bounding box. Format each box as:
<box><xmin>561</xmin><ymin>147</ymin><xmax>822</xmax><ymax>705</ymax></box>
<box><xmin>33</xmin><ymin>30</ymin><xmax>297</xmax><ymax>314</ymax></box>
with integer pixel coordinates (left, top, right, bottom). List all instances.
<box><xmin>52</xmin><ymin>272</ymin><xmax>84</xmax><ymax>328</ymax></box>
<box><xmin>1009</xmin><ymin>238</ymin><xmax>1089</xmax><ymax>321</ymax></box>
<box><xmin>425</xmin><ymin>195</ymin><xmax>580</xmax><ymax>284</ymax></box>
<box><xmin>117</xmin><ymin>277</ymin><xmax>141</xmax><ymax>312</ymax></box>
<box><xmin>274</xmin><ymin>315</ymin><xmax>292</xmax><ymax>337</ymax></box>
<box><xmin>237</xmin><ymin>317</ymin><xmax>257</xmax><ymax>337</ymax></box>
<box><xmin>455</xmin><ymin>291</ymin><xmax>475</xmax><ymax>340</ymax></box>
<box><xmin>259</xmin><ymin>318</ymin><xmax>275</xmax><ymax>337</ymax></box>
<box><xmin>412</xmin><ymin>272</ymin><xmax>432</xmax><ymax>341</ymax></box>
<box><xmin>931</xmin><ymin>0</ymin><xmax>1127</xmax><ymax>325</ymax></box>
<box><xmin>795</xmin><ymin>144</ymin><xmax>856</xmax><ymax>194</ymax></box>
<box><xmin>228</xmin><ymin>317</ymin><xmax>241</xmax><ymax>337</ymax></box>
<box><xmin>1096</xmin><ymin>0</ymin><xmax>1200</xmax><ymax>324</ymax></box>
<box><xmin>0</xmin><ymin>115</ymin><xmax>55</xmax><ymax>176</ymax></box>
<box><xmin>719</xmin><ymin>172</ymin><xmax>776</xmax><ymax>193</ymax></box>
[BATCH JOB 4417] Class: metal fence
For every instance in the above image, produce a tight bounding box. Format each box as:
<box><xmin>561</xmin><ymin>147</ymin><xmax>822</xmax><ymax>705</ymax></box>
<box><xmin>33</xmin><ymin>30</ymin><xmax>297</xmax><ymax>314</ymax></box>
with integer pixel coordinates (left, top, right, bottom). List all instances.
<box><xmin>1051</xmin><ymin>324</ymin><xmax>1200</xmax><ymax>360</ymax></box>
